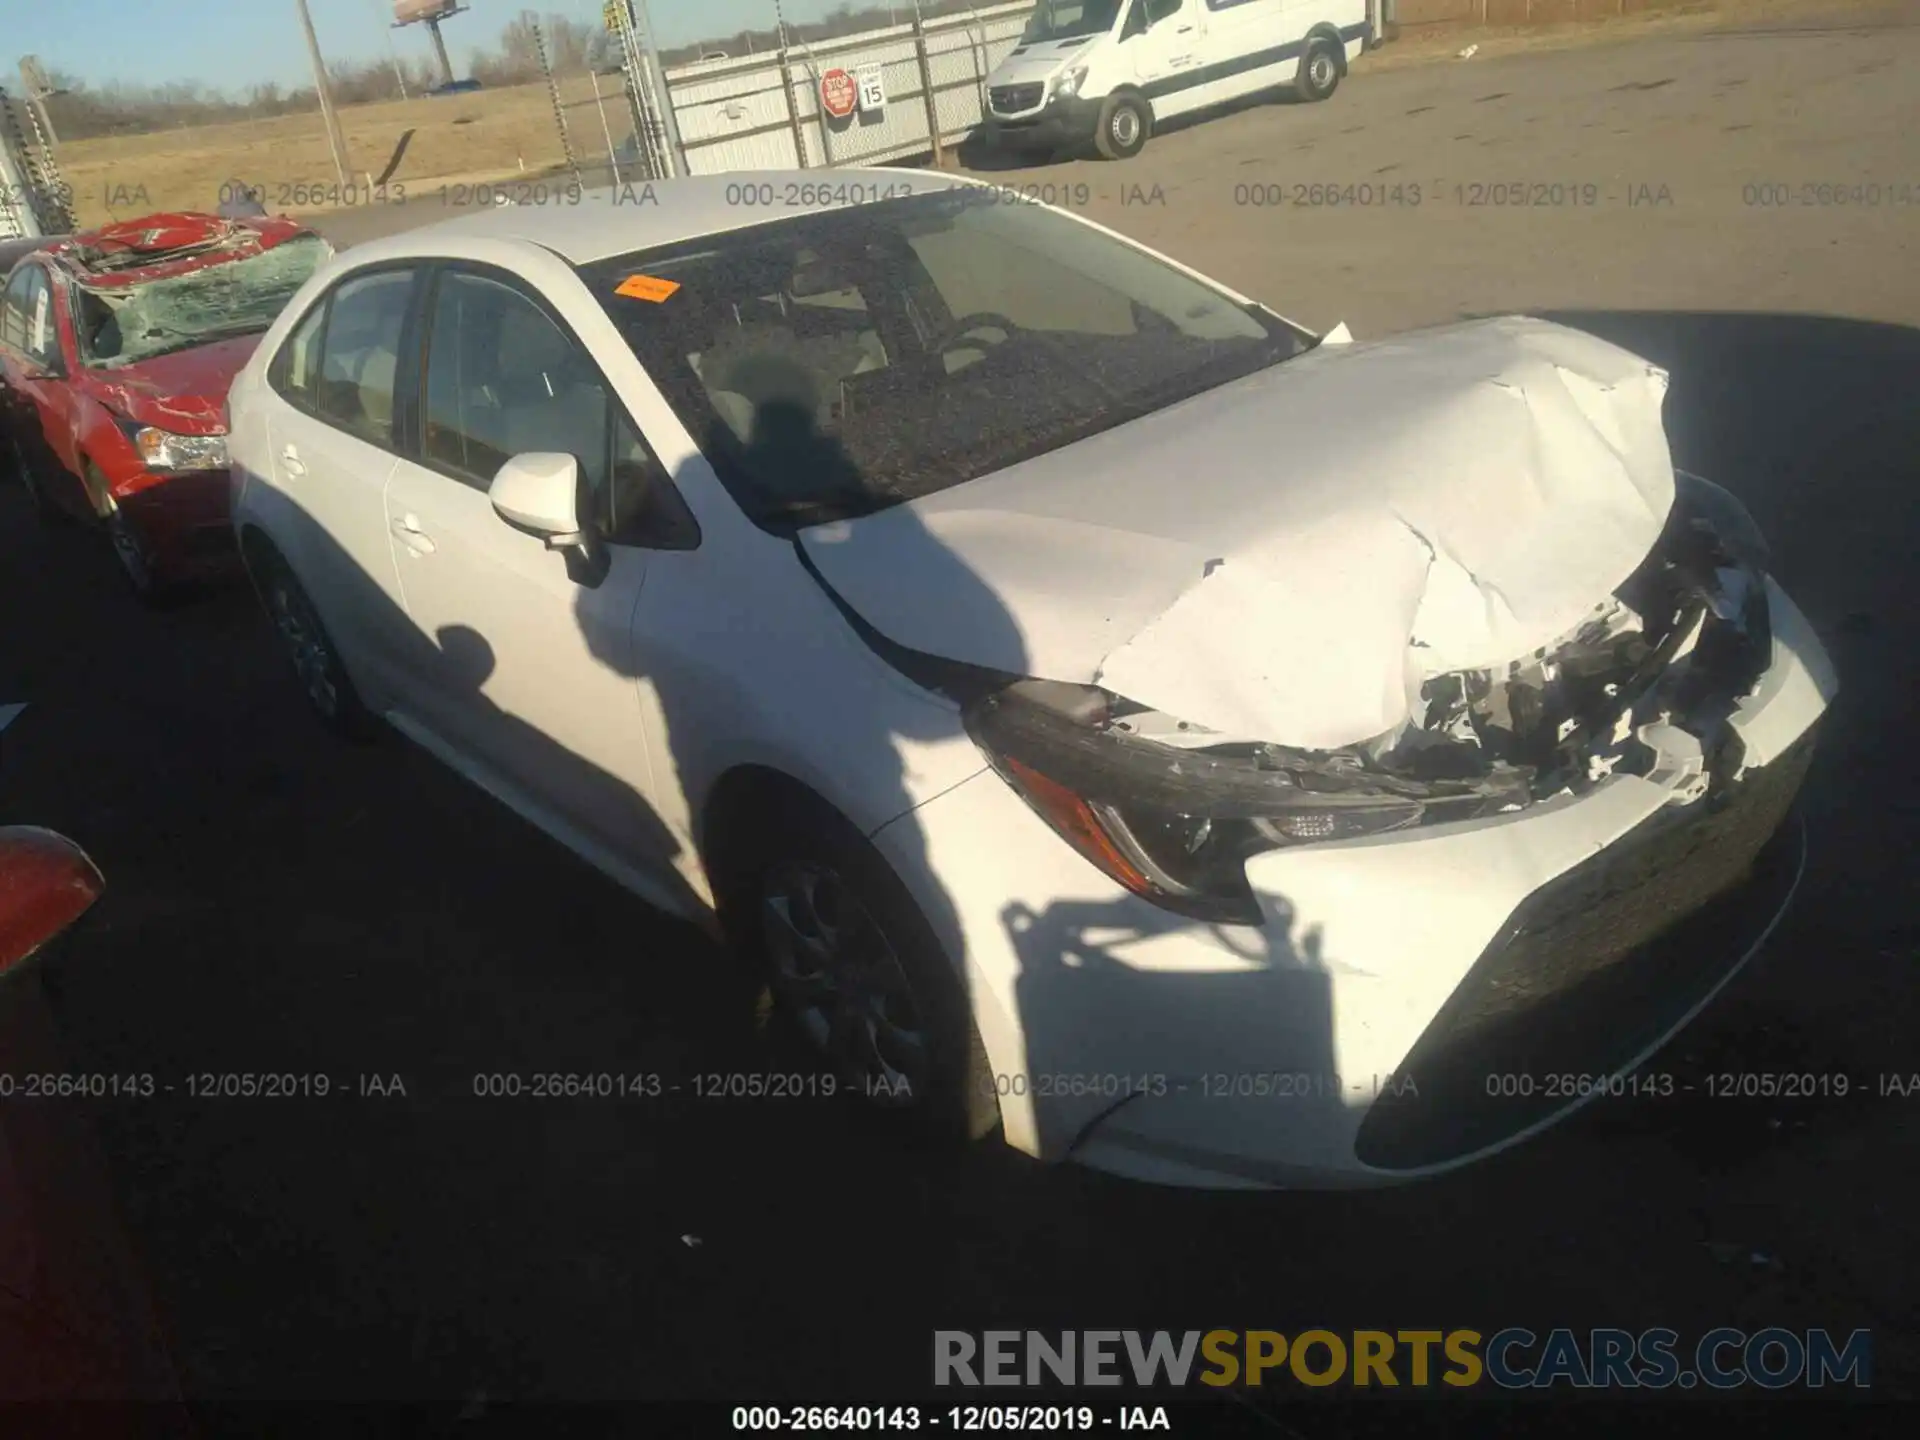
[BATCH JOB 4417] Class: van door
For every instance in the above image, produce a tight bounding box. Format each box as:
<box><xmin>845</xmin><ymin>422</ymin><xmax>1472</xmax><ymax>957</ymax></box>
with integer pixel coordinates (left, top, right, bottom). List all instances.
<box><xmin>1197</xmin><ymin>0</ymin><xmax>1297</xmax><ymax>108</ymax></box>
<box><xmin>1125</xmin><ymin>0</ymin><xmax>1205</xmax><ymax>119</ymax></box>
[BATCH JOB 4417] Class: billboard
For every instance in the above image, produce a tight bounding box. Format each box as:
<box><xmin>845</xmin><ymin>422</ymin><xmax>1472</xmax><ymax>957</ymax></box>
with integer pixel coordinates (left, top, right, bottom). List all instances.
<box><xmin>394</xmin><ymin>1</ymin><xmax>464</xmax><ymax>24</ymax></box>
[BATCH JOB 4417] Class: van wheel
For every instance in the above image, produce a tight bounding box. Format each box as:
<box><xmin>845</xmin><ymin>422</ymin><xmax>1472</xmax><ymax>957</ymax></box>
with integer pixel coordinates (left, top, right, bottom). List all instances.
<box><xmin>1296</xmin><ymin>37</ymin><xmax>1342</xmax><ymax>103</ymax></box>
<box><xmin>1094</xmin><ymin>94</ymin><xmax>1150</xmax><ymax>160</ymax></box>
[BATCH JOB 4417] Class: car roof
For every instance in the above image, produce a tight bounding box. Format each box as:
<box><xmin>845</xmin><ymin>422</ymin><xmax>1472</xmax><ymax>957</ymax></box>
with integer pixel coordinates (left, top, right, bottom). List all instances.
<box><xmin>45</xmin><ymin>212</ymin><xmax>315</xmax><ymax>289</ymax></box>
<box><xmin>390</xmin><ymin>169</ymin><xmax>982</xmax><ymax>265</ymax></box>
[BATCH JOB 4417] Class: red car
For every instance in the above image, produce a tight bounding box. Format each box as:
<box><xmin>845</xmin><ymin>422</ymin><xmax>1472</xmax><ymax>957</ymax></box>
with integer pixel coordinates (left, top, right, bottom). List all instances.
<box><xmin>0</xmin><ymin>213</ymin><xmax>330</xmax><ymax>599</ymax></box>
<box><xmin>1</xmin><ymin>828</ymin><xmax>187</xmax><ymax>1417</ymax></box>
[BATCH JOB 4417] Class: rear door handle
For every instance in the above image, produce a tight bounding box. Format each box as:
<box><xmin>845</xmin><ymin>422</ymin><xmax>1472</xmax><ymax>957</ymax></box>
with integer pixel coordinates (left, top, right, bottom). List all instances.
<box><xmin>392</xmin><ymin>513</ymin><xmax>436</xmax><ymax>555</ymax></box>
<box><xmin>280</xmin><ymin>443</ymin><xmax>306</xmax><ymax>478</ymax></box>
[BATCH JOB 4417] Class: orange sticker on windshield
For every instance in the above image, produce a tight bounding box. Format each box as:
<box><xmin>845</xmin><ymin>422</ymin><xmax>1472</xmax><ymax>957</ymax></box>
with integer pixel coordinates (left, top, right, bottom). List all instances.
<box><xmin>615</xmin><ymin>273</ymin><xmax>680</xmax><ymax>302</ymax></box>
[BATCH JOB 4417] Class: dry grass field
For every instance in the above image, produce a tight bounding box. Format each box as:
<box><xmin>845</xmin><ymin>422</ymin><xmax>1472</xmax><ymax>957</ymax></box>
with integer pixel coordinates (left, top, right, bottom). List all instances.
<box><xmin>56</xmin><ymin>72</ymin><xmax>629</xmax><ymax>227</ymax></box>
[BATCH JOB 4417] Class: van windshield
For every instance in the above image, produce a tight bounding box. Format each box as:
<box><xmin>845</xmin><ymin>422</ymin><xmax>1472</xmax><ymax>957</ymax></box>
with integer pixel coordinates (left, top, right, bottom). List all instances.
<box><xmin>580</xmin><ymin>188</ymin><xmax>1312</xmax><ymax>534</ymax></box>
<box><xmin>1021</xmin><ymin>0</ymin><xmax>1124</xmax><ymax>45</ymax></box>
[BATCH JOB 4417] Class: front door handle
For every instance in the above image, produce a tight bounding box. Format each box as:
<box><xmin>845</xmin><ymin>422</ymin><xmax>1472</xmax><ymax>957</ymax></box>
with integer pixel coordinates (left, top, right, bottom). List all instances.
<box><xmin>392</xmin><ymin>513</ymin><xmax>436</xmax><ymax>555</ymax></box>
<box><xmin>1176</xmin><ymin>24</ymin><xmax>1194</xmax><ymax>31</ymax></box>
<box><xmin>280</xmin><ymin>443</ymin><xmax>306</xmax><ymax>478</ymax></box>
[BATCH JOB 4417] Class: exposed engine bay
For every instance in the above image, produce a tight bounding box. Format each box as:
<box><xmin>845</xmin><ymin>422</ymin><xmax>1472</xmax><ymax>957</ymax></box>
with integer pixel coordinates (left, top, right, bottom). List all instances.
<box><xmin>1104</xmin><ymin>480</ymin><xmax>1773</xmax><ymax>810</ymax></box>
<box><xmin>962</xmin><ymin>476</ymin><xmax>1778</xmax><ymax>923</ymax></box>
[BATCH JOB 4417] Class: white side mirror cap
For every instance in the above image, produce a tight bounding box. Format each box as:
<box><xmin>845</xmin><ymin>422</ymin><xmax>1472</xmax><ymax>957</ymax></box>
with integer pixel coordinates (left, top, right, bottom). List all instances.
<box><xmin>490</xmin><ymin>452</ymin><xmax>582</xmax><ymax>544</ymax></box>
<box><xmin>1321</xmin><ymin>321</ymin><xmax>1354</xmax><ymax>346</ymax></box>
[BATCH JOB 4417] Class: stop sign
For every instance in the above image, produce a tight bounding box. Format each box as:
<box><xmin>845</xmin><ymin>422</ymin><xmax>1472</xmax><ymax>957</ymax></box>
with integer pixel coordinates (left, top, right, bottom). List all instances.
<box><xmin>820</xmin><ymin>68</ymin><xmax>857</xmax><ymax>120</ymax></box>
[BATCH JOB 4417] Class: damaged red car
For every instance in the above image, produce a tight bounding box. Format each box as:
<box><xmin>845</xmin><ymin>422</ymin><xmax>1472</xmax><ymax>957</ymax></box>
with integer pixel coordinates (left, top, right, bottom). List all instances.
<box><xmin>0</xmin><ymin>213</ymin><xmax>330</xmax><ymax>598</ymax></box>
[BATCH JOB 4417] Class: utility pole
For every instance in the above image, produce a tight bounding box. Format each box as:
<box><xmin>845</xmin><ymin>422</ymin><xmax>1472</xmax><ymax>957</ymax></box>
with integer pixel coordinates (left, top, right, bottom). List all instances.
<box><xmin>294</xmin><ymin>0</ymin><xmax>352</xmax><ymax>187</ymax></box>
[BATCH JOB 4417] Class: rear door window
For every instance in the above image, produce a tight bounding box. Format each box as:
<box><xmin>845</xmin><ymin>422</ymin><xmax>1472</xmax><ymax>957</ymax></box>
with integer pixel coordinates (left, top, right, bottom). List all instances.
<box><xmin>313</xmin><ymin>270</ymin><xmax>415</xmax><ymax>447</ymax></box>
<box><xmin>273</xmin><ymin>300</ymin><xmax>331</xmax><ymax>409</ymax></box>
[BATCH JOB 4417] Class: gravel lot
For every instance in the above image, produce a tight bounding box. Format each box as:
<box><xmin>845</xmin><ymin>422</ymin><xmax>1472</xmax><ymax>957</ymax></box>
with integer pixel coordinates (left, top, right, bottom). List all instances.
<box><xmin>3</xmin><ymin>3</ymin><xmax>1915</xmax><ymax>1421</ymax></box>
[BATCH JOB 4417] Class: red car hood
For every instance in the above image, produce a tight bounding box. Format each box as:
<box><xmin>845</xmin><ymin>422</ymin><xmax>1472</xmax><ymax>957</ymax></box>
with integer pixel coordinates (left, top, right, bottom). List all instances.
<box><xmin>83</xmin><ymin>332</ymin><xmax>264</xmax><ymax>432</ymax></box>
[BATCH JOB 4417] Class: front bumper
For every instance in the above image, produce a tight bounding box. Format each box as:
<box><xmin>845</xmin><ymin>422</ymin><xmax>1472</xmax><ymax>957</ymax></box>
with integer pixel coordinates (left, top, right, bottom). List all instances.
<box><xmin>121</xmin><ymin>470</ymin><xmax>240</xmax><ymax>581</ymax></box>
<box><xmin>875</xmin><ymin>577</ymin><xmax>1836</xmax><ymax>1188</ymax></box>
<box><xmin>983</xmin><ymin>95</ymin><xmax>1103</xmax><ymax>151</ymax></box>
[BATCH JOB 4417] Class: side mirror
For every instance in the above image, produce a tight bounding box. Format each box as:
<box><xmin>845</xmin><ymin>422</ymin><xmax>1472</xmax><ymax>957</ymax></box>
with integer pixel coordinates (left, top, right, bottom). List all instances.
<box><xmin>490</xmin><ymin>452</ymin><xmax>589</xmax><ymax>552</ymax></box>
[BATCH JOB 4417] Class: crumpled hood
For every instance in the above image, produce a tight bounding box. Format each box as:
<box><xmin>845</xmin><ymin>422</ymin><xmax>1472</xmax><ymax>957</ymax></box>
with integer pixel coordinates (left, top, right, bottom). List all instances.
<box><xmin>799</xmin><ymin>315</ymin><xmax>1677</xmax><ymax>750</ymax></box>
<box><xmin>82</xmin><ymin>332</ymin><xmax>262</xmax><ymax>433</ymax></box>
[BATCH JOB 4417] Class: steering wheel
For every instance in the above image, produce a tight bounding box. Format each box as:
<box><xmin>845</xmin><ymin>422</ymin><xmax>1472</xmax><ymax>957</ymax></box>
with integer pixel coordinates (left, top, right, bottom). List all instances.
<box><xmin>929</xmin><ymin>311</ymin><xmax>1020</xmax><ymax>357</ymax></box>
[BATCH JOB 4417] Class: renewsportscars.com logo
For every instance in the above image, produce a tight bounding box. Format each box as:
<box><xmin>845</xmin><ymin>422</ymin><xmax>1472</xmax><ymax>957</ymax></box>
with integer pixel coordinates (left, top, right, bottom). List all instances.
<box><xmin>934</xmin><ymin>1329</ymin><xmax>1872</xmax><ymax>1390</ymax></box>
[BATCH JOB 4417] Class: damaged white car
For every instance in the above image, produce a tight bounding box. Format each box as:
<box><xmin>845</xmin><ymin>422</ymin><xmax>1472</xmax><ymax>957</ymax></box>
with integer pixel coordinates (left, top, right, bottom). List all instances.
<box><xmin>227</xmin><ymin>174</ymin><xmax>1837</xmax><ymax>1188</ymax></box>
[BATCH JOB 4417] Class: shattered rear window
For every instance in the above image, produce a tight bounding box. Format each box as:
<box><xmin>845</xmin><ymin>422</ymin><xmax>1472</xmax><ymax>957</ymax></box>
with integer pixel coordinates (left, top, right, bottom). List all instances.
<box><xmin>74</xmin><ymin>235</ymin><xmax>330</xmax><ymax>369</ymax></box>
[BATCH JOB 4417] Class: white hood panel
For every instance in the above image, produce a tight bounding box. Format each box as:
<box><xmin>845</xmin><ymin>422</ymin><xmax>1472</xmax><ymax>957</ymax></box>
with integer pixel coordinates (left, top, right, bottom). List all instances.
<box><xmin>800</xmin><ymin>316</ymin><xmax>1676</xmax><ymax>750</ymax></box>
<box><xmin>990</xmin><ymin>38</ymin><xmax>1097</xmax><ymax>88</ymax></box>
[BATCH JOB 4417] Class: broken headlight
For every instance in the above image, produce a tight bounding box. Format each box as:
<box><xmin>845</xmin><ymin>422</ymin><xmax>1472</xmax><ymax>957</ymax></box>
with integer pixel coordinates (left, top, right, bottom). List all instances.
<box><xmin>966</xmin><ymin>682</ymin><xmax>1526</xmax><ymax>927</ymax></box>
<box><xmin>1675</xmin><ymin>469</ymin><xmax>1769</xmax><ymax>572</ymax></box>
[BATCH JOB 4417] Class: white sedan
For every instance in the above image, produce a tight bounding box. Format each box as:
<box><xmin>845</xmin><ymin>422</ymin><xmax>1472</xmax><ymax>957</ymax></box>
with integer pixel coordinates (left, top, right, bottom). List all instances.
<box><xmin>228</xmin><ymin>172</ymin><xmax>1836</xmax><ymax>1188</ymax></box>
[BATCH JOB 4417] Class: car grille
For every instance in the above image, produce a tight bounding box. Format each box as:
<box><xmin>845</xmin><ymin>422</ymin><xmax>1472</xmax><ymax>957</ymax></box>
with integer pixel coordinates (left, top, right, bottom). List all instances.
<box><xmin>990</xmin><ymin>84</ymin><xmax>1044</xmax><ymax>115</ymax></box>
<box><xmin>1354</xmin><ymin>722</ymin><xmax>1820</xmax><ymax>1171</ymax></box>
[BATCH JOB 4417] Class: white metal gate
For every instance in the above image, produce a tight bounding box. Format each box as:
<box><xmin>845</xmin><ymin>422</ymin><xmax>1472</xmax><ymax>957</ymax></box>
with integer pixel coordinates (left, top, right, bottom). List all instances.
<box><xmin>665</xmin><ymin>3</ymin><xmax>1033</xmax><ymax>176</ymax></box>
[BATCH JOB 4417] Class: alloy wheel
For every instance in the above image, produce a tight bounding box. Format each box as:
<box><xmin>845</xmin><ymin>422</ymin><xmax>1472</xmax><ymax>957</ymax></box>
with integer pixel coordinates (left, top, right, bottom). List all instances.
<box><xmin>268</xmin><ymin>579</ymin><xmax>340</xmax><ymax>718</ymax></box>
<box><xmin>761</xmin><ymin>859</ymin><xmax>932</xmax><ymax>1105</ymax></box>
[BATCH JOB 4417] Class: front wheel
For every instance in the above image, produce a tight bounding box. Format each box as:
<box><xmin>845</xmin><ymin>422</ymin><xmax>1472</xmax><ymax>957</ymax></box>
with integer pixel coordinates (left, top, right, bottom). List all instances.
<box><xmin>1093</xmin><ymin>94</ymin><xmax>1151</xmax><ymax>161</ymax></box>
<box><xmin>718</xmin><ymin>789</ymin><xmax>999</xmax><ymax>1144</ymax></box>
<box><xmin>101</xmin><ymin>496</ymin><xmax>165</xmax><ymax>603</ymax></box>
<box><xmin>1296</xmin><ymin>37</ymin><xmax>1342</xmax><ymax>103</ymax></box>
<box><xmin>7</xmin><ymin>437</ymin><xmax>60</xmax><ymax>524</ymax></box>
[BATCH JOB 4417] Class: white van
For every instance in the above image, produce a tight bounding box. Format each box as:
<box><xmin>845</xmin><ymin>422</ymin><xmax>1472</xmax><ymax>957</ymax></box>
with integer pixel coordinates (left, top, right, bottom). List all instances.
<box><xmin>982</xmin><ymin>0</ymin><xmax>1375</xmax><ymax>160</ymax></box>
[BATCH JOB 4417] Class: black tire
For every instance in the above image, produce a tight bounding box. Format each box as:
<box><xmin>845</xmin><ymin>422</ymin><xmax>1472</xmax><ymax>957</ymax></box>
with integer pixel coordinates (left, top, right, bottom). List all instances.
<box><xmin>713</xmin><ymin>785</ymin><xmax>1000</xmax><ymax>1145</ymax></box>
<box><xmin>86</xmin><ymin>462</ymin><xmax>173</xmax><ymax>605</ymax></box>
<box><xmin>1093</xmin><ymin>93</ymin><xmax>1151</xmax><ymax>161</ymax></box>
<box><xmin>256</xmin><ymin>555</ymin><xmax>379</xmax><ymax>741</ymax></box>
<box><xmin>1296</xmin><ymin>36</ymin><xmax>1343</xmax><ymax>103</ymax></box>
<box><xmin>8</xmin><ymin>436</ymin><xmax>61</xmax><ymax>525</ymax></box>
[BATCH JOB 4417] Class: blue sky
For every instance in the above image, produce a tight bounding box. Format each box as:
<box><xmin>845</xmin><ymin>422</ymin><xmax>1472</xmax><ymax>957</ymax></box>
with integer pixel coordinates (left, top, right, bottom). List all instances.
<box><xmin>8</xmin><ymin>0</ymin><xmax>832</xmax><ymax>92</ymax></box>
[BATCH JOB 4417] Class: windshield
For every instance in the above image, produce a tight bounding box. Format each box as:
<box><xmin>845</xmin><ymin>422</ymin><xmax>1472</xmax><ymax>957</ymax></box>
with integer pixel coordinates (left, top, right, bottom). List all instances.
<box><xmin>74</xmin><ymin>234</ymin><xmax>330</xmax><ymax>368</ymax></box>
<box><xmin>1021</xmin><ymin>0</ymin><xmax>1124</xmax><ymax>45</ymax></box>
<box><xmin>580</xmin><ymin>189</ymin><xmax>1310</xmax><ymax>534</ymax></box>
